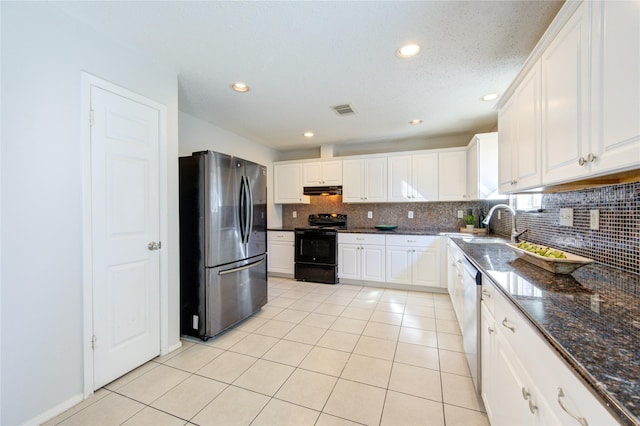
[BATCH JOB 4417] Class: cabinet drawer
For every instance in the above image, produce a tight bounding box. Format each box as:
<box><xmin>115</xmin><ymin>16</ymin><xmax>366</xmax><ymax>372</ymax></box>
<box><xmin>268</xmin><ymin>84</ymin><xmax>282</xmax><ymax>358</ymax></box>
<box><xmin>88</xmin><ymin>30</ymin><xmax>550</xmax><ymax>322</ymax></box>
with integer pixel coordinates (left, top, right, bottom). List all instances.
<box><xmin>386</xmin><ymin>235</ymin><xmax>440</xmax><ymax>247</ymax></box>
<box><xmin>480</xmin><ymin>277</ymin><xmax>496</xmax><ymax>315</ymax></box>
<box><xmin>268</xmin><ymin>231</ymin><xmax>294</xmax><ymax>242</ymax></box>
<box><xmin>338</xmin><ymin>233</ymin><xmax>386</xmax><ymax>245</ymax></box>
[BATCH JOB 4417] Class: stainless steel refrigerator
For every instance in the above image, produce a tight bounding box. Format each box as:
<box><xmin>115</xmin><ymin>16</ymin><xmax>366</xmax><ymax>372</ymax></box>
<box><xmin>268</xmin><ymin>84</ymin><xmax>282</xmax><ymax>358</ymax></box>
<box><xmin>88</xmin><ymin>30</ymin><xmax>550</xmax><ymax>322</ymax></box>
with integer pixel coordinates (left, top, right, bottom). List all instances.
<box><xmin>179</xmin><ymin>151</ymin><xmax>267</xmax><ymax>340</ymax></box>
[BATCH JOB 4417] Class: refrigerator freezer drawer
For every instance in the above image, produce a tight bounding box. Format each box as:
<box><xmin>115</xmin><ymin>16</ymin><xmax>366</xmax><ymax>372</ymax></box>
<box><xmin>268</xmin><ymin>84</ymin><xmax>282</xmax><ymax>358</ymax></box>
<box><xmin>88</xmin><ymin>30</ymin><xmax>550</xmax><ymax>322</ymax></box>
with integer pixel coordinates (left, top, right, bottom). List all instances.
<box><xmin>181</xmin><ymin>255</ymin><xmax>268</xmax><ymax>340</ymax></box>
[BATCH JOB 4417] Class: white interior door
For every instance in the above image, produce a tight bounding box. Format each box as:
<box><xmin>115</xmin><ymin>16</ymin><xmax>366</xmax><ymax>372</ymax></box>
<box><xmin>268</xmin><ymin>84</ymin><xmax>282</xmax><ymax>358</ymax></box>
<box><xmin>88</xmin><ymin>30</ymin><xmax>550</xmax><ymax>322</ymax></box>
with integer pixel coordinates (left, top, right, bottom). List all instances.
<box><xmin>91</xmin><ymin>86</ymin><xmax>161</xmax><ymax>389</ymax></box>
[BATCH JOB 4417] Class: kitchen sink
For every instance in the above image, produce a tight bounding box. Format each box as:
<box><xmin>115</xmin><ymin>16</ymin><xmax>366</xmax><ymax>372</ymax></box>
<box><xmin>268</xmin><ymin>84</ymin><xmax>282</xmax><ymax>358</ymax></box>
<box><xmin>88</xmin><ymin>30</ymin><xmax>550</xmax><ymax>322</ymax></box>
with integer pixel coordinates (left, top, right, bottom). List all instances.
<box><xmin>462</xmin><ymin>237</ymin><xmax>506</xmax><ymax>244</ymax></box>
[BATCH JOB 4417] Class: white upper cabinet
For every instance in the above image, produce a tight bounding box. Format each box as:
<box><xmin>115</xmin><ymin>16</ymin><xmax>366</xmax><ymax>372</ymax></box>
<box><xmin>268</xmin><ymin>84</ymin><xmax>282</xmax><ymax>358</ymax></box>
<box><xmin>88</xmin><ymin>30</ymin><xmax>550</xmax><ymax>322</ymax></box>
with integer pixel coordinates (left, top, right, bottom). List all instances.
<box><xmin>438</xmin><ymin>149</ymin><xmax>467</xmax><ymax>201</ymax></box>
<box><xmin>499</xmin><ymin>59</ymin><xmax>544</xmax><ymax>192</ymax></box>
<box><xmin>541</xmin><ymin>2</ymin><xmax>591</xmax><ymax>184</ymax></box>
<box><xmin>387</xmin><ymin>153</ymin><xmax>438</xmax><ymax>202</ymax></box>
<box><xmin>342</xmin><ymin>157</ymin><xmax>387</xmax><ymax>203</ymax></box>
<box><xmin>466</xmin><ymin>132</ymin><xmax>499</xmax><ymax>200</ymax></box>
<box><xmin>273</xmin><ymin>163</ymin><xmax>310</xmax><ymax>204</ymax></box>
<box><xmin>302</xmin><ymin>160</ymin><xmax>342</xmax><ymax>186</ymax></box>
<box><xmin>589</xmin><ymin>1</ymin><xmax>640</xmax><ymax>175</ymax></box>
<box><xmin>499</xmin><ymin>0</ymin><xmax>639</xmax><ymax>193</ymax></box>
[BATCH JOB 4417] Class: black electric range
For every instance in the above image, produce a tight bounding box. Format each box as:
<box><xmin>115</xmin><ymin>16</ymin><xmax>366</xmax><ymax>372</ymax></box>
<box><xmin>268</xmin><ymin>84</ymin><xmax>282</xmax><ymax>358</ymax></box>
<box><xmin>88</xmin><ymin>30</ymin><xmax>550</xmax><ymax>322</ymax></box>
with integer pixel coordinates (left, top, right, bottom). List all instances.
<box><xmin>294</xmin><ymin>214</ymin><xmax>347</xmax><ymax>284</ymax></box>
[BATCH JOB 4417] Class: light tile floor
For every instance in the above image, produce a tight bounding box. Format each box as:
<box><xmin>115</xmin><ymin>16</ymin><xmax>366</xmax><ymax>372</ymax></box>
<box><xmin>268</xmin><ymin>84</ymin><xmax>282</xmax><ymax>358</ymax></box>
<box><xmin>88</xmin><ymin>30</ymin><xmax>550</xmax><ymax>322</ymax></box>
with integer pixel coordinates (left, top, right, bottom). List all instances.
<box><xmin>46</xmin><ymin>277</ymin><xmax>490</xmax><ymax>426</ymax></box>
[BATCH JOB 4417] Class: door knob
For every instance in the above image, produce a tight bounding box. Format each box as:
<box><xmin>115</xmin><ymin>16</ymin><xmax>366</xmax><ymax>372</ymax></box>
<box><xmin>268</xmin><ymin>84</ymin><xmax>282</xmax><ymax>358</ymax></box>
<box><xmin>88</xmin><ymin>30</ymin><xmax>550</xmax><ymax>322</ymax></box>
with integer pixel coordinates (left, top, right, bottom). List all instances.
<box><xmin>148</xmin><ymin>241</ymin><xmax>162</xmax><ymax>250</ymax></box>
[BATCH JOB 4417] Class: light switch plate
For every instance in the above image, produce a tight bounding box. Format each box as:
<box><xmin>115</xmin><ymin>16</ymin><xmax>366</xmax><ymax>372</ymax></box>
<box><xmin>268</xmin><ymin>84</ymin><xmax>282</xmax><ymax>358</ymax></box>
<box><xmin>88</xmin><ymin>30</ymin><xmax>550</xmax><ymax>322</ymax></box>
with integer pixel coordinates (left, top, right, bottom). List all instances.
<box><xmin>559</xmin><ymin>208</ymin><xmax>574</xmax><ymax>227</ymax></box>
<box><xmin>590</xmin><ymin>209</ymin><xmax>599</xmax><ymax>230</ymax></box>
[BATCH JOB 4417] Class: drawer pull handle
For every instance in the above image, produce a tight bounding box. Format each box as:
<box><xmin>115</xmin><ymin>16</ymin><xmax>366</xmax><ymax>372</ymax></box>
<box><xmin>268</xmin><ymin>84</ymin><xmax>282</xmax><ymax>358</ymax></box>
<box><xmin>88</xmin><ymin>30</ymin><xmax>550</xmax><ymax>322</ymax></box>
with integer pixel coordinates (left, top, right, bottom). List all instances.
<box><xmin>521</xmin><ymin>388</ymin><xmax>538</xmax><ymax>414</ymax></box>
<box><xmin>488</xmin><ymin>327</ymin><xmax>495</xmax><ymax>334</ymax></box>
<box><xmin>502</xmin><ymin>318</ymin><xmax>515</xmax><ymax>333</ymax></box>
<box><xmin>482</xmin><ymin>289</ymin><xmax>491</xmax><ymax>298</ymax></box>
<box><xmin>557</xmin><ymin>388</ymin><xmax>588</xmax><ymax>426</ymax></box>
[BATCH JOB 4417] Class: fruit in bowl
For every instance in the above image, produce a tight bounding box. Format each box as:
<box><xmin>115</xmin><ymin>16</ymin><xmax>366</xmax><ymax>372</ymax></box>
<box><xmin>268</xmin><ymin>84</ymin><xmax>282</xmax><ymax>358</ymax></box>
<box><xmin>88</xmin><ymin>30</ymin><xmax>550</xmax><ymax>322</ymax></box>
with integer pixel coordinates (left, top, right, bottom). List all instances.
<box><xmin>516</xmin><ymin>241</ymin><xmax>567</xmax><ymax>259</ymax></box>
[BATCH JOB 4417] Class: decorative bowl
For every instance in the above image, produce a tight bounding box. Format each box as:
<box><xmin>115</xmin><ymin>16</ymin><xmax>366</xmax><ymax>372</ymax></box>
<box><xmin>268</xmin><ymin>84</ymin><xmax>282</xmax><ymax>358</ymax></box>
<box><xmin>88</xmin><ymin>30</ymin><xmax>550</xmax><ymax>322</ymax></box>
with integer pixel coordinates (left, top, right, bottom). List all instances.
<box><xmin>505</xmin><ymin>242</ymin><xmax>594</xmax><ymax>274</ymax></box>
<box><xmin>374</xmin><ymin>225</ymin><xmax>398</xmax><ymax>231</ymax></box>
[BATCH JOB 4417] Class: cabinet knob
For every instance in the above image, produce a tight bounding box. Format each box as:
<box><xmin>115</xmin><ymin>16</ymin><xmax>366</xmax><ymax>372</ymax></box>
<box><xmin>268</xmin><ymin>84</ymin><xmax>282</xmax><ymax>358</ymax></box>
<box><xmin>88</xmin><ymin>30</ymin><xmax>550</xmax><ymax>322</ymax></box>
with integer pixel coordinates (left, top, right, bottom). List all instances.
<box><xmin>587</xmin><ymin>153</ymin><xmax>597</xmax><ymax>163</ymax></box>
<box><xmin>482</xmin><ymin>289</ymin><xmax>491</xmax><ymax>298</ymax></box>
<box><xmin>488</xmin><ymin>327</ymin><xmax>495</xmax><ymax>334</ymax></box>
<box><xmin>578</xmin><ymin>157</ymin><xmax>586</xmax><ymax>166</ymax></box>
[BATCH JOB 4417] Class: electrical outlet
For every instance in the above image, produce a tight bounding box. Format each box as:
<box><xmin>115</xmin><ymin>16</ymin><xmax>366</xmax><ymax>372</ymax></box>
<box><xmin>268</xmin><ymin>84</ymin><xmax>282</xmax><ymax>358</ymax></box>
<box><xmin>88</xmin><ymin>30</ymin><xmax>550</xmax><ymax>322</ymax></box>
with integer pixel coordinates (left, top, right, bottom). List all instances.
<box><xmin>292</xmin><ymin>211</ymin><xmax>297</xmax><ymax>218</ymax></box>
<box><xmin>559</xmin><ymin>208</ymin><xmax>574</xmax><ymax>226</ymax></box>
<box><xmin>457</xmin><ymin>210</ymin><xmax>463</xmax><ymax>218</ymax></box>
<box><xmin>408</xmin><ymin>211</ymin><xmax>414</xmax><ymax>219</ymax></box>
<box><xmin>590</xmin><ymin>209</ymin><xmax>600</xmax><ymax>230</ymax></box>
<box><xmin>367</xmin><ymin>211</ymin><xmax>373</xmax><ymax>219</ymax></box>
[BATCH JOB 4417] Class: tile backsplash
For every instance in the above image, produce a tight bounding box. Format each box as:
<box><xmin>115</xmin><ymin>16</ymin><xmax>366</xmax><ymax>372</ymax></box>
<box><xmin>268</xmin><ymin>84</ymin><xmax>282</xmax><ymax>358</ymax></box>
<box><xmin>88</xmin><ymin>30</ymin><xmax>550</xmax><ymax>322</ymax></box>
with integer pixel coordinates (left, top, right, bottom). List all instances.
<box><xmin>510</xmin><ymin>181</ymin><xmax>639</xmax><ymax>276</ymax></box>
<box><xmin>280</xmin><ymin>196</ymin><xmax>506</xmax><ymax>232</ymax></box>
<box><xmin>280</xmin><ymin>181</ymin><xmax>639</xmax><ymax>275</ymax></box>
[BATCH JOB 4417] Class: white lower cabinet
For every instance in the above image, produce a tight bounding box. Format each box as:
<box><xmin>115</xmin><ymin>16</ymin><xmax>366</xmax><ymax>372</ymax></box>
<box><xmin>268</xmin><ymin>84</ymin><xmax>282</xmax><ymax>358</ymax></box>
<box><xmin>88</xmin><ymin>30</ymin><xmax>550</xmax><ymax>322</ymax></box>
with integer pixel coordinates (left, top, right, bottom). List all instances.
<box><xmin>267</xmin><ymin>231</ymin><xmax>295</xmax><ymax>276</ymax></box>
<box><xmin>338</xmin><ymin>233</ymin><xmax>385</xmax><ymax>283</ymax></box>
<box><xmin>385</xmin><ymin>235</ymin><xmax>441</xmax><ymax>288</ymax></box>
<box><xmin>481</xmin><ymin>278</ymin><xmax>618</xmax><ymax>426</ymax></box>
<box><xmin>447</xmin><ymin>239</ymin><xmax>464</xmax><ymax>326</ymax></box>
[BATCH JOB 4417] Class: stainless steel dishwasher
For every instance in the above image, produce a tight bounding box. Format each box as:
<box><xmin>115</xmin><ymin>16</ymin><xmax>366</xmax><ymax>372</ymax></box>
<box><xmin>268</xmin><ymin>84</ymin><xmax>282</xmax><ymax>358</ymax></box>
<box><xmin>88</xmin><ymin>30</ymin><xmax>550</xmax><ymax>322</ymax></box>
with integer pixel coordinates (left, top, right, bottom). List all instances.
<box><xmin>462</xmin><ymin>255</ymin><xmax>482</xmax><ymax>394</ymax></box>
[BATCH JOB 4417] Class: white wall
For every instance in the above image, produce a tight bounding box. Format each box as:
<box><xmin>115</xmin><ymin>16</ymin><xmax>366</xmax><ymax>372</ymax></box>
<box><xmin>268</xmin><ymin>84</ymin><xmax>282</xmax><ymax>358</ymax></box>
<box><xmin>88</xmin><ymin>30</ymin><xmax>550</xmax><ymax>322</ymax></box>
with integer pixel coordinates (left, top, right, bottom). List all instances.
<box><xmin>1</xmin><ymin>3</ymin><xmax>180</xmax><ymax>424</ymax></box>
<box><xmin>179</xmin><ymin>112</ymin><xmax>283</xmax><ymax>227</ymax></box>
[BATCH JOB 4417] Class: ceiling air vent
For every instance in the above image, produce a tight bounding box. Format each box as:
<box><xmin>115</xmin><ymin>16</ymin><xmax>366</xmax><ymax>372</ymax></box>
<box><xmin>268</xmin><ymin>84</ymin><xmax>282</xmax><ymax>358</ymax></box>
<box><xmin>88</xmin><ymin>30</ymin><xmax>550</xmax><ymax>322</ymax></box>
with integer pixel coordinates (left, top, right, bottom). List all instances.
<box><xmin>332</xmin><ymin>104</ymin><xmax>356</xmax><ymax>116</ymax></box>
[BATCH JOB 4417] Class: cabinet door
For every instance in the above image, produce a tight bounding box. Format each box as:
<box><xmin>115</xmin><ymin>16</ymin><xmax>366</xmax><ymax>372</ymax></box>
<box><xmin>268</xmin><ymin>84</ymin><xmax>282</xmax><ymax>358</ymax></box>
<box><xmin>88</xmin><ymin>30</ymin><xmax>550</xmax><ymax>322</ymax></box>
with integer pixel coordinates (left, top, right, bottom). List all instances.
<box><xmin>514</xmin><ymin>60</ymin><xmax>542</xmax><ymax>190</ymax></box>
<box><xmin>267</xmin><ymin>241</ymin><xmax>295</xmax><ymax>275</ymax></box>
<box><xmin>361</xmin><ymin>244</ymin><xmax>386</xmax><ymax>282</ymax></box>
<box><xmin>411</xmin><ymin>246</ymin><xmax>440</xmax><ymax>287</ymax></box>
<box><xmin>498</xmin><ymin>98</ymin><xmax>516</xmax><ymax>193</ymax></box>
<box><xmin>338</xmin><ymin>244</ymin><xmax>361</xmax><ymax>281</ymax></box>
<box><xmin>480</xmin><ymin>302</ymin><xmax>497</xmax><ymax>423</ymax></box>
<box><xmin>322</xmin><ymin>160</ymin><xmax>343</xmax><ymax>185</ymax></box>
<box><xmin>274</xmin><ymin>163</ymin><xmax>309</xmax><ymax>204</ymax></box>
<box><xmin>541</xmin><ymin>2</ymin><xmax>591</xmax><ymax>184</ymax></box>
<box><xmin>385</xmin><ymin>246</ymin><xmax>412</xmax><ymax>284</ymax></box>
<box><xmin>302</xmin><ymin>162</ymin><xmax>323</xmax><ymax>186</ymax></box>
<box><xmin>591</xmin><ymin>0</ymin><xmax>640</xmax><ymax>174</ymax></box>
<box><xmin>466</xmin><ymin>139</ymin><xmax>479</xmax><ymax>200</ymax></box>
<box><xmin>342</xmin><ymin>159</ymin><xmax>364</xmax><ymax>203</ymax></box>
<box><xmin>493</xmin><ymin>332</ymin><xmax>533</xmax><ymax>426</ymax></box>
<box><xmin>364</xmin><ymin>158</ymin><xmax>387</xmax><ymax>202</ymax></box>
<box><xmin>438</xmin><ymin>150</ymin><xmax>467</xmax><ymax>201</ymax></box>
<box><xmin>387</xmin><ymin>155</ymin><xmax>412</xmax><ymax>202</ymax></box>
<box><xmin>413</xmin><ymin>153</ymin><xmax>439</xmax><ymax>201</ymax></box>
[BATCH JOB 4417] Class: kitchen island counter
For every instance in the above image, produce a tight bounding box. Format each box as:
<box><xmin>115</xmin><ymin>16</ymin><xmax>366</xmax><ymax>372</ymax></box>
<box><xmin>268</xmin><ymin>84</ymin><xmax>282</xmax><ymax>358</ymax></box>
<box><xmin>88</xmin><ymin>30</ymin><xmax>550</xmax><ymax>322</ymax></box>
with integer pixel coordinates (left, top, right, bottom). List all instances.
<box><xmin>452</xmin><ymin>238</ymin><xmax>639</xmax><ymax>425</ymax></box>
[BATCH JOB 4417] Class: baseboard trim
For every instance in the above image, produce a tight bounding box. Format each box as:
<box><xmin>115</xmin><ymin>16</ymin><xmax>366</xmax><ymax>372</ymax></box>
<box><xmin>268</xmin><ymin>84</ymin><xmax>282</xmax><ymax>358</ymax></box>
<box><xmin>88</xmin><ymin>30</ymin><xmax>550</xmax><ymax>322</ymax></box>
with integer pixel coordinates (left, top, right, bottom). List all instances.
<box><xmin>161</xmin><ymin>340</ymin><xmax>182</xmax><ymax>356</ymax></box>
<box><xmin>24</xmin><ymin>393</ymin><xmax>83</xmax><ymax>426</ymax></box>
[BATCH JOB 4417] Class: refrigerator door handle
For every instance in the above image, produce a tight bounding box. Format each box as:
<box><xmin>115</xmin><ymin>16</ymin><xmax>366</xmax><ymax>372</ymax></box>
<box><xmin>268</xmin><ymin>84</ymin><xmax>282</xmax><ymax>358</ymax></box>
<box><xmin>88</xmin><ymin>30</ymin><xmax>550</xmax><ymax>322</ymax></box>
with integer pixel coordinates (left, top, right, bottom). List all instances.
<box><xmin>218</xmin><ymin>257</ymin><xmax>266</xmax><ymax>276</ymax></box>
<box><xmin>239</xmin><ymin>175</ymin><xmax>247</xmax><ymax>243</ymax></box>
<box><xmin>245</xmin><ymin>175</ymin><xmax>253</xmax><ymax>244</ymax></box>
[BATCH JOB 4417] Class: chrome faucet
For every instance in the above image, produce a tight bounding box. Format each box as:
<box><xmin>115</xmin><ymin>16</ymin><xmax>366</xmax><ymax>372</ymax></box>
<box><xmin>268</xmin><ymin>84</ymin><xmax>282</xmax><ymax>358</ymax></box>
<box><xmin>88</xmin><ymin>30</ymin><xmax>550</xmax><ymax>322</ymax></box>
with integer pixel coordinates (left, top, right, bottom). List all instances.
<box><xmin>483</xmin><ymin>204</ymin><xmax>526</xmax><ymax>242</ymax></box>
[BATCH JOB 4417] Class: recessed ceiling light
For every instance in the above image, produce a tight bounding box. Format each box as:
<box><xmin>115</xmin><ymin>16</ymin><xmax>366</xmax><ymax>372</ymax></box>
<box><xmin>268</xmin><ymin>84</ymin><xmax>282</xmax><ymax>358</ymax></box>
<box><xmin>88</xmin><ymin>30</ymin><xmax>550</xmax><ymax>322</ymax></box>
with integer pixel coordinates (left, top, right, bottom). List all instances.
<box><xmin>482</xmin><ymin>93</ymin><xmax>499</xmax><ymax>101</ymax></box>
<box><xmin>231</xmin><ymin>82</ymin><xmax>250</xmax><ymax>92</ymax></box>
<box><xmin>303</xmin><ymin>131</ymin><xmax>314</xmax><ymax>138</ymax></box>
<box><xmin>409</xmin><ymin>119</ymin><xmax>423</xmax><ymax>125</ymax></box>
<box><xmin>397</xmin><ymin>44</ymin><xmax>421</xmax><ymax>58</ymax></box>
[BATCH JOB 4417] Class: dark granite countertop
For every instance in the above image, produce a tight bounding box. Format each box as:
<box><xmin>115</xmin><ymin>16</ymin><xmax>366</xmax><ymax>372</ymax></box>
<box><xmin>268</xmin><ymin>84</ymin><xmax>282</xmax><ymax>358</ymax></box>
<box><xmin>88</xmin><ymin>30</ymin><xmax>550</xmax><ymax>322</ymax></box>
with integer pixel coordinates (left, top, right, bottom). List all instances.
<box><xmin>451</xmin><ymin>238</ymin><xmax>639</xmax><ymax>425</ymax></box>
<box><xmin>268</xmin><ymin>227</ymin><xmax>469</xmax><ymax>235</ymax></box>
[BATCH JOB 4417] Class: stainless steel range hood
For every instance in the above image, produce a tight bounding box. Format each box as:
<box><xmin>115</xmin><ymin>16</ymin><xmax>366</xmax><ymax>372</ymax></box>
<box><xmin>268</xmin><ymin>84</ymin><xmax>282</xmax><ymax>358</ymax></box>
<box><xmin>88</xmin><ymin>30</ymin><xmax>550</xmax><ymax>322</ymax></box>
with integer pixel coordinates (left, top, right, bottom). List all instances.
<box><xmin>303</xmin><ymin>186</ymin><xmax>342</xmax><ymax>196</ymax></box>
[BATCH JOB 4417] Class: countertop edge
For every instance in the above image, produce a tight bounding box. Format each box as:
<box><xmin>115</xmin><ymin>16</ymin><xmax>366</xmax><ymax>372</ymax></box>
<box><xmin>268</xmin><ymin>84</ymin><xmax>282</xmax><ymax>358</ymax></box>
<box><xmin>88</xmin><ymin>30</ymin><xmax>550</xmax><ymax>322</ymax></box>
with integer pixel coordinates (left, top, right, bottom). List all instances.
<box><xmin>452</xmin><ymin>238</ymin><xmax>637</xmax><ymax>426</ymax></box>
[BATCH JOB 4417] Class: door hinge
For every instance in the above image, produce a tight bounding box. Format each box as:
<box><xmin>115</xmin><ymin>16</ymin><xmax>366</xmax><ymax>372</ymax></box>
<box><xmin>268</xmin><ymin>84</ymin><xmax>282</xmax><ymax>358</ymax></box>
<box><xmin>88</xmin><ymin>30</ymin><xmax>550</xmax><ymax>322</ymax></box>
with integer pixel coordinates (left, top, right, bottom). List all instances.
<box><xmin>90</xmin><ymin>109</ymin><xmax>95</xmax><ymax>127</ymax></box>
<box><xmin>91</xmin><ymin>334</ymin><xmax>97</xmax><ymax>350</ymax></box>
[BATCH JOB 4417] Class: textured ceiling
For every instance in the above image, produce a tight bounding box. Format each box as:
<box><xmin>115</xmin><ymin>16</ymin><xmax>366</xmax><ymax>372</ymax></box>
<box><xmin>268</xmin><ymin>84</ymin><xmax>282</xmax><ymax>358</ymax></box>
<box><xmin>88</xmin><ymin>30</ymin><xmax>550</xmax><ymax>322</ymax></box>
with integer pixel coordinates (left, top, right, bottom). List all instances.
<box><xmin>54</xmin><ymin>1</ymin><xmax>563</xmax><ymax>152</ymax></box>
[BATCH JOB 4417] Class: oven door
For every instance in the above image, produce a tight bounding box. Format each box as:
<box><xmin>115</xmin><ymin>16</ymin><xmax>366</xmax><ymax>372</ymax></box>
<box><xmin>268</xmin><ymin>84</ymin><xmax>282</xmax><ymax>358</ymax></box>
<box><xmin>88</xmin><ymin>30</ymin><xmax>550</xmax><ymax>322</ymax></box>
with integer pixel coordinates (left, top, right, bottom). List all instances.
<box><xmin>295</xmin><ymin>229</ymin><xmax>337</xmax><ymax>265</ymax></box>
